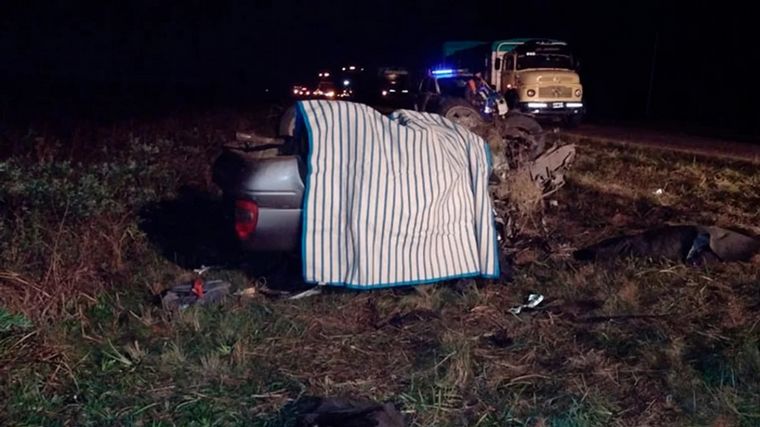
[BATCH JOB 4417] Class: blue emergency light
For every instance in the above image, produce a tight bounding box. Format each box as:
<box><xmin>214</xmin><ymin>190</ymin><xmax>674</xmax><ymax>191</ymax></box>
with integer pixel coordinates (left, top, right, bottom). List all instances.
<box><xmin>431</xmin><ymin>69</ymin><xmax>454</xmax><ymax>76</ymax></box>
<box><xmin>431</xmin><ymin>68</ymin><xmax>469</xmax><ymax>78</ymax></box>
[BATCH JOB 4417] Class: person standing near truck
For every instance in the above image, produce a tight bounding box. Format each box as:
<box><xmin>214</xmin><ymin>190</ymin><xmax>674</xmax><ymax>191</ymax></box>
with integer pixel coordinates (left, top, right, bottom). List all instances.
<box><xmin>466</xmin><ymin>72</ymin><xmax>493</xmax><ymax>113</ymax></box>
<box><xmin>467</xmin><ymin>72</ymin><xmax>506</xmax><ymax>116</ymax></box>
<box><xmin>465</xmin><ymin>72</ymin><xmax>484</xmax><ymax>104</ymax></box>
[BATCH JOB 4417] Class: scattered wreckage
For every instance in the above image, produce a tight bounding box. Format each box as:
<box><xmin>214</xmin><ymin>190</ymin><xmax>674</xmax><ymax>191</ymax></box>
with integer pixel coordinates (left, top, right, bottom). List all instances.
<box><xmin>574</xmin><ymin>225</ymin><xmax>760</xmax><ymax>265</ymax></box>
<box><xmin>160</xmin><ymin>266</ymin><xmax>231</xmax><ymax>310</ymax></box>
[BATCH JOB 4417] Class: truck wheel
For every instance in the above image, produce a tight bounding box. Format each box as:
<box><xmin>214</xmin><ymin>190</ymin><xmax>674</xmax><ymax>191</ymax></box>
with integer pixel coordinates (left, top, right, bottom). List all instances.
<box><xmin>437</xmin><ymin>98</ymin><xmax>485</xmax><ymax>130</ymax></box>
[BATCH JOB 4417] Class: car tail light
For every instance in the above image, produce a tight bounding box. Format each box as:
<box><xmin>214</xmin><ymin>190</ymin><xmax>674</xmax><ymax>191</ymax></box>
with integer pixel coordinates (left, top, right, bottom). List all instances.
<box><xmin>527</xmin><ymin>89</ymin><xmax>536</xmax><ymax>97</ymax></box>
<box><xmin>235</xmin><ymin>199</ymin><xmax>259</xmax><ymax>240</ymax></box>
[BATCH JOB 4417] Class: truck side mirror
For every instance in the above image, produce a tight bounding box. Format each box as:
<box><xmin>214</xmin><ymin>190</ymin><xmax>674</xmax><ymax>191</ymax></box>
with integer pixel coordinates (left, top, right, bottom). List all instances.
<box><xmin>494</xmin><ymin>58</ymin><xmax>502</xmax><ymax>70</ymax></box>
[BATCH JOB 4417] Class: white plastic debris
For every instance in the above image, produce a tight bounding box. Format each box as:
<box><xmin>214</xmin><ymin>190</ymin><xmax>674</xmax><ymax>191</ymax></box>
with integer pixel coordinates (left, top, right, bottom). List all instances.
<box><xmin>235</xmin><ymin>287</ymin><xmax>257</xmax><ymax>297</ymax></box>
<box><xmin>509</xmin><ymin>294</ymin><xmax>545</xmax><ymax>315</ymax></box>
<box><xmin>654</xmin><ymin>188</ymin><xmax>664</xmax><ymax>196</ymax></box>
<box><xmin>549</xmin><ymin>200</ymin><xmax>559</xmax><ymax>207</ymax></box>
<box><xmin>288</xmin><ymin>288</ymin><xmax>322</xmax><ymax>300</ymax></box>
<box><xmin>193</xmin><ymin>265</ymin><xmax>217</xmax><ymax>275</ymax></box>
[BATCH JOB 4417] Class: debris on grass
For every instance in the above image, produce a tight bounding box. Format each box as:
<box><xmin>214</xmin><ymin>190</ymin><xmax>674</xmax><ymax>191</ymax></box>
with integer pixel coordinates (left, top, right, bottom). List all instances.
<box><xmin>234</xmin><ymin>286</ymin><xmax>258</xmax><ymax>298</ymax></box>
<box><xmin>161</xmin><ymin>279</ymin><xmax>231</xmax><ymax>310</ymax></box>
<box><xmin>574</xmin><ymin>224</ymin><xmax>760</xmax><ymax>264</ymax></box>
<box><xmin>289</xmin><ymin>287</ymin><xmax>323</xmax><ymax>300</ymax></box>
<box><xmin>508</xmin><ymin>293</ymin><xmax>545</xmax><ymax>315</ymax></box>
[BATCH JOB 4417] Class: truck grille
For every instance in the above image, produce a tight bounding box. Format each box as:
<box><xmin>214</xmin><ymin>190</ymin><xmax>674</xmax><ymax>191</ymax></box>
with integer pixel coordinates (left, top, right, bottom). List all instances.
<box><xmin>538</xmin><ymin>86</ymin><xmax>573</xmax><ymax>98</ymax></box>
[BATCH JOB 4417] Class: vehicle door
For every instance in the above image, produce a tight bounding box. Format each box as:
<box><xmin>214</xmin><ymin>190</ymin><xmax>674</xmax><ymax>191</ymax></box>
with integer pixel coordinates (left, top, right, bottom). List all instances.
<box><xmin>501</xmin><ymin>54</ymin><xmax>517</xmax><ymax>91</ymax></box>
<box><xmin>416</xmin><ymin>77</ymin><xmax>440</xmax><ymax>112</ymax></box>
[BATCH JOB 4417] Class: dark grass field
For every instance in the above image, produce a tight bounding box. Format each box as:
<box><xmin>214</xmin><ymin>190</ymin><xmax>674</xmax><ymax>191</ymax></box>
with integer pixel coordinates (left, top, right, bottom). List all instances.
<box><xmin>1</xmin><ymin>109</ymin><xmax>759</xmax><ymax>426</ymax></box>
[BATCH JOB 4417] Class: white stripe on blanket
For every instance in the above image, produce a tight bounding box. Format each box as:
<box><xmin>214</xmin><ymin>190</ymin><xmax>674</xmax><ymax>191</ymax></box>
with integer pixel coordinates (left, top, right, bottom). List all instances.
<box><xmin>297</xmin><ymin>100</ymin><xmax>499</xmax><ymax>289</ymax></box>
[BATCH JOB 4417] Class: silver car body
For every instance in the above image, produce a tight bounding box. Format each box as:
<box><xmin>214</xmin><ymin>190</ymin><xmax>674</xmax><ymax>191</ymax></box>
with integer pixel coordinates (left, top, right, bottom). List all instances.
<box><xmin>213</xmin><ymin>103</ymin><xmax>572</xmax><ymax>253</ymax></box>
<box><xmin>213</xmin><ymin>144</ymin><xmax>305</xmax><ymax>252</ymax></box>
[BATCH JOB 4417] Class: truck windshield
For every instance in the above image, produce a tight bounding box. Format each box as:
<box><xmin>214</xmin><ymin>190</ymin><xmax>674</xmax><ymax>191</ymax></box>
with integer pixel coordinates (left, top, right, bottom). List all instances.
<box><xmin>516</xmin><ymin>53</ymin><xmax>573</xmax><ymax>70</ymax></box>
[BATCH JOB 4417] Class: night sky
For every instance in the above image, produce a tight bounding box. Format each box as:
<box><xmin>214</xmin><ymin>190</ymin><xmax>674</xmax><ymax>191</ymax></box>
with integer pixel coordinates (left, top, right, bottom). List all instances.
<box><xmin>1</xmin><ymin>0</ymin><xmax>756</xmax><ymax>133</ymax></box>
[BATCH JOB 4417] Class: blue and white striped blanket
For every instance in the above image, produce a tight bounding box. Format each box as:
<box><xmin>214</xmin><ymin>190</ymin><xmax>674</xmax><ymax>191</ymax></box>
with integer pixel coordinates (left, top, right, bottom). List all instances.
<box><xmin>297</xmin><ymin>100</ymin><xmax>499</xmax><ymax>289</ymax></box>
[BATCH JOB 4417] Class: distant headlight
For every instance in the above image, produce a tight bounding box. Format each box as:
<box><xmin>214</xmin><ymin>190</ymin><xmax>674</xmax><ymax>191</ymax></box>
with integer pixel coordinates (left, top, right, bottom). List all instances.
<box><xmin>527</xmin><ymin>89</ymin><xmax>536</xmax><ymax>97</ymax></box>
<box><xmin>575</xmin><ymin>88</ymin><xmax>582</xmax><ymax>97</ymax></box>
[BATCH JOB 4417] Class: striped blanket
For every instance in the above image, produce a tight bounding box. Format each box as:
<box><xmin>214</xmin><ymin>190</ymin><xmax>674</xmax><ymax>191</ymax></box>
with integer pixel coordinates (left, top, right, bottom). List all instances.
<box><xmin>296</xmin><ymin>100</ymin><xmax>500</xmax><ymax>289</ymax></box>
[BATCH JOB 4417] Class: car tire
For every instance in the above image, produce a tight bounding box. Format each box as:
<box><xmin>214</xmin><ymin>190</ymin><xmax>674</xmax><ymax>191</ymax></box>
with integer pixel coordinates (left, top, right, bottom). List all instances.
<box><xmin>502</xmin><ymin>112</ymin><xmax>543</xmax><ymax>136</ymax></box>
<box><xmin>502</xmin><ymin>112</ymin><xmax>546</xmax><ymax>160</ymax></box>
<box><xmin>437</xmin><ymin>98</ymin><xmax>485</xmax><ymax>130</ymax></box>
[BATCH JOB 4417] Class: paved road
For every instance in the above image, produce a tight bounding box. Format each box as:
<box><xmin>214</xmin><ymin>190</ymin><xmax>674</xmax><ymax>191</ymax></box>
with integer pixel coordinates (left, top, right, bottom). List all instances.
<box><xmin>561</xmin><ymin>124</ymin><xmax>760</xmax><ymax>164</ymax></box>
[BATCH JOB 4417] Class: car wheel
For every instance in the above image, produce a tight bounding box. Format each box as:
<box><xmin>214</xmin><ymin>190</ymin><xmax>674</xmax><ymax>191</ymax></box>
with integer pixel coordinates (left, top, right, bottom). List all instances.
<box><xmin>438</xmin><ymin>98</ymin><xmax>485</xmax><ymax>130</ymax></box>
<box><xmin>502</xmin><ymin>112</ymin><xmax>546</xmax><ymax>160</ymax></box>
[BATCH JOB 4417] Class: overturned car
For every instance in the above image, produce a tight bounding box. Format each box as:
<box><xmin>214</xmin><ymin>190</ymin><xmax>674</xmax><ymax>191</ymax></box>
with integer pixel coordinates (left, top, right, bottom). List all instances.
<box><xmin>212</xmin><ymin>101</ymin><xmax>575</xmax><ymax>276</ymax></box>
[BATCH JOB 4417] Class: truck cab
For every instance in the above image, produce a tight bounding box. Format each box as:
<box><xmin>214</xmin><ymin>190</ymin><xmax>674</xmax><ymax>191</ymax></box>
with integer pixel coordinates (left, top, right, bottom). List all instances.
<box><xmin>445</xmin><ymin>39</ymin><xmax>585</xmax><ymax>126</ymax></box>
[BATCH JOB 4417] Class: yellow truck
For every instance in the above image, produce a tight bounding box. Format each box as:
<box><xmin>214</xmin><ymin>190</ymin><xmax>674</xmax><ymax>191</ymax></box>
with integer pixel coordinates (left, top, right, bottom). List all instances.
<box><xmin>444</xmin><ymin>39</ymin><xmax>584</xmax><ymax>126</ymax></box>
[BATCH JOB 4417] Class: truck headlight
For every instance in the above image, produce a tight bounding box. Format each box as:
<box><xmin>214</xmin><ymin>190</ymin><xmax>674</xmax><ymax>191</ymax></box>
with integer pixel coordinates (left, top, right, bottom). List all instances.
<box><xmin>527</xmin><ymin>89</ymin><xmax>536</xmax><ymax>97</ymax></box>
<box><xmin>575</xmin><ymin>89</ymin><xmax>582</xmax><ymax>97</ymax></box>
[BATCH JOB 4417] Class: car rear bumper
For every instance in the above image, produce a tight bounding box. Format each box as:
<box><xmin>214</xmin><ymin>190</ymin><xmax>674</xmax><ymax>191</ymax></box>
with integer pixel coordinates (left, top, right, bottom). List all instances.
<box><xmin>214</xmin><ymin>151</ymin><xmax>305</xmax><ymax>253</ymax></box>
<box><xmin>239</xmin><ymin>207</ymin><xmax>302</xmax><ymax>252</ymax></box>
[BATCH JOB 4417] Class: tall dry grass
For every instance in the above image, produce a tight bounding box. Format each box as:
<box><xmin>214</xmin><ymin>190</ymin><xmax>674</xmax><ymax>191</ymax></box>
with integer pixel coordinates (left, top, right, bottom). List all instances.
<box><xmin>0</xmin><ymin>106</ymin><xmax>280</xmax><ymax>322</ymax></box>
